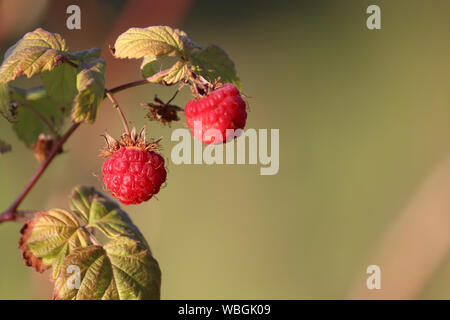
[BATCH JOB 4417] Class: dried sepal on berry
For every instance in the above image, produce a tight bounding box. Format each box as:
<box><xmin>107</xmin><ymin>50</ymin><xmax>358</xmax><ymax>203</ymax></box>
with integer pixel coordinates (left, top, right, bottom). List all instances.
<box><xmin>100</xmin><ymin>127</ymin><xmax>161</xmax><ymax>158</ymax></box>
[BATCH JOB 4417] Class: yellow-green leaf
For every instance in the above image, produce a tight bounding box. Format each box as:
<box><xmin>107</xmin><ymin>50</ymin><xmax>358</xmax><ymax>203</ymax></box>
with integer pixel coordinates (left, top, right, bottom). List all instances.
<box><xmin>53</xmin><ymin>237</ymin><xmax>161</xmax><ymax>300</ymax></box>
<box><xmin>19</xmin><ymin>209</ymin><xmax>90</xmax><ymax>279</ymax></box>
<box><xmin>114</xmin><ymin>26</ymin><xmax>187</xmax><ymax>60</ymax></box>
<box><xmin>70</xmin><ymin>186</ymin><xmax>149</xmax><ymax>249</ymax></box>
<box><xmin>0</xmin><ymin>28</ymin><xmax>68</xmax><ymax>83</ymax></box>
<box><xmin>72</xmin><ymin>58</ymin><xmax>106</xmax><ymax>123</ymax></box>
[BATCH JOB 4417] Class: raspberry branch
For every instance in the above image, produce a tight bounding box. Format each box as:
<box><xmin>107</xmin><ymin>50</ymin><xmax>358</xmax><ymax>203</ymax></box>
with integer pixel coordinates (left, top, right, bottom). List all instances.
<box><xmin>108</xmin><ymin>68</ymin><xmax>173</xmax><ymax>94</ymax></box>
<box><xmin>0</xmin><ymin>75</ymin><xmax>169</xmax><ymax>224</ymax></box>
<box><xmin>0</xmin><ymin>123</ymin><xmax>80</xmax><ymax>223</ymax></box>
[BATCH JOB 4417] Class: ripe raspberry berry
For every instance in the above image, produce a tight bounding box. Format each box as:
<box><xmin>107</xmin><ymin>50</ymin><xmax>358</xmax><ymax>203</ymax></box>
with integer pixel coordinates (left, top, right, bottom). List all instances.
<box><xmin>101</xmin><ymin>128</ymin><xmax>166</xmax><ymax>205</ymax></box>
<box><xmin>185</xmin><ymin>83</ymin><xmax>247</xmax><ymax>144</ymax></box>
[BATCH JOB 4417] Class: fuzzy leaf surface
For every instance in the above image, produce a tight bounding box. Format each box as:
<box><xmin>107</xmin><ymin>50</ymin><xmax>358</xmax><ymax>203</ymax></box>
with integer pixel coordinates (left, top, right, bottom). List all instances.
<box><xmin>53</xmin><ymin>237</ymin><xmax>161</xmax><ymax>300</ymax></box>
<box><xmin>10</xmin><ymin>86</ymin><xmax>67</xmax><ymax>146</ymax></box>
<box><xmin>190</xmin><ymin>45</ymin><xmax>241</xmax><ymax>88</ymax></box>
<box><xmin>19</xmin><ymin>209</ymin><xmax>90</xmax><ymax>279</ymax></box>
<box><xmin>69</xmin><ymin>186</ymin><xmax>149</xmax><ymax>248</ymax></box>
<box><xmin>68</xmin><ymin>48</ymin><xmax>101</xmax><ymax>61</ymax></box>
<box><xmin>114</xmin><ymin>26</ymin><xmax>188</xmax><ymax>60</ymax></box>
<box><xmin>0</xmin><ymin>28</ymin><xmax>67</xmax><ymax>82</ymax></box>
<box><xmin>0</xmin><ymin>82</ymin><xmax>15</xmax><ymax>122</ymax></box>
<box><xmin>72</xmin><ymin>57</ymin><xmax>106</xmax><ymax>123</ymax></box>
<box><xmin>41</xmin><ymin>63</ymin><xmax>78</xmax><ymax>108</ymax></box>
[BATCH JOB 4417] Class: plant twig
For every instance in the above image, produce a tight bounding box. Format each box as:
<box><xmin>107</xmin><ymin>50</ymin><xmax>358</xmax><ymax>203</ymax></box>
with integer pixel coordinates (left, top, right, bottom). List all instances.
<box><xmin>108</xmin><ymin>69</ymin><xmax>172</xmax><ymax>94</ymax></box>
<box><xmin>0</xmin><ymin>123</ymin><xmax>80</xmax><ymax>223</ymax></box>
<box><xmin>0</xmin><ymin>73</ymin><xmax>170</xmax><ymax>224</ymax></box>
<box><xmin>105</xmin><ymin>90</ymin><xmax>131</xmax><ymax>137</ymax></box>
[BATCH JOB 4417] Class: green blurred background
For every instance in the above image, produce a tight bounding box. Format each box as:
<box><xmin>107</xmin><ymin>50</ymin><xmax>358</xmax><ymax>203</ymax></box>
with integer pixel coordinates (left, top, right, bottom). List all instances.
<box><xmin>2</xmin><ymin>0</ymin><xmax>450</xmax><ymax>299</ymax></box>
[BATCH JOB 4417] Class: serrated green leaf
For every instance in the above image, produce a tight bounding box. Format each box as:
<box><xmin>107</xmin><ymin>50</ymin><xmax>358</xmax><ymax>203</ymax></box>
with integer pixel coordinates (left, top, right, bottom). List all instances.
<box><xmin>161</xmin><ymin>61</ymin><xmax>189</xmax><ymax>84</ymax></box>
<box><xmin>53</xmin><ymin>237</ymin><xmax>161</xmax><ymax>300</ymax></box>
<box><xmin>10</xmin><ymin>86</ymin><xmax>67</xmax><ymax>146</ymax></box>
<box><xmin>0</xmin><ymin>82</ymin><xmax>15</xmax><ymax>122</ymax></box>
<box><xmin>144</xmin><ymin>61</ymin><xmax>189</xmax><ymax>85</ymax></box>
<box><xmin>140</xmin><ymin>53</ymin><xmax>188</xmax><ymax>85</ymax></box>
<box><xmin>68</xmin><ymin>48</ymin><xmax>101</xmax><ymax>61</ymax></box>
<box><xmin>141</xmin><ymin>57</ymin><xmax>159</xmax><ymax>79</ymax></box>
<box><xmin>41</xmin><ymin>63</ymin><xmax>78</xmax><ymax>108</ymax></box>
<box><xmin>190</xmin><ymin>45</ymin><xmax>241</xmax><ymax>89</ymax></box>
<box><xmin>72</xmin><ymin>57</ymin><xmax>106</xmax><ymax>123</ymax></box>
<box><xmin>0</xmin><ymin>139</ymin><xmax>11</xmax><ymax>155</ymax></box>
<box><xmin>19</xmin><ymin>209</ymin><xmax>90</xmax><ymax>279</ymax></box>
<box><xmin>140</xmin><ymin>55</ymin><xmax>178</xmax><ymax>79</ymax></box>
<box><xmin>69</xmin><ymin>186</ymin><xmax>149</xmax><ymax>248</ymax></box>
<box><xmin>114</xmin><ymin>26</ymin><xmax>187</xmax><ymax>60</ymax></box>
<box><xmin>0</xmin><ymin>28</ymin><xmax>68</xmax><ymax>83</ymax></box>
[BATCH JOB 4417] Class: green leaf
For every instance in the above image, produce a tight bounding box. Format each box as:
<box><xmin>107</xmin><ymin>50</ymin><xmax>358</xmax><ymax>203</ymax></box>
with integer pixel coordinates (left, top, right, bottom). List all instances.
<box><xmin>161</xmin><ymin>61</ymin><xmax>189</xmax><ymax>84</ymax></box>
<box><xmin>114</xmin><ymin>26</ymin><xmax>188</xmax><ymax>60</ymax></box>
<box><xmin>19</xmin><ymin>209</ymin><xmax>90</xmax><ymax>279</ymax></box>
<box><xmin>0</xmin><ymin>28</ymin><xmax>68</xmax><ymax>83</ymax></box>
<box><xmin>69</xmin><ymin>186</ymin><xmax>149</xmax><ymax>248</ymax></box>
<box><xmin>53</xmin><ymin>237</ymin><xmax>161</xmax><ymax>300</ymax></box>
<box><xmin>0</xmin><ymin>82</ymin><xmax>15</xmax><ymax>122</ymax></box>
<box><xmin>190</xmin><ymin>45</ymin><xmax>241</xmax><ymax>88</ymax></box>
<box><xmin>72</xmin><ymin>57</ymin><xmax>106</xmax><ymax>123</ymax></box>
<box><xmin>144</xmin><ymin>61</ymin><xmax>189</xmax><ymax>85</ymax></box>
<box><xmin>10</xmin><ymin>86</ymin><xmax>66</xmax><ymax>146</ymax></box>
<box><xmin>0</xmin><ymin>139</ymin><xmax>11</xmax><ymax>155</ymax></box>
<box><xmin>41</xmin><ymin>63</ymin><xmax>78</xmax><ymax>108</ymax></box>
<box><xmin>140</xmin><ymin>55</ymin><xmax>178</xmax><ymax>79</ymax></box>
<box><xmin>68</xmin><ymin>48</ymin><xmax>101</xmax><ymax>61</ymax></box>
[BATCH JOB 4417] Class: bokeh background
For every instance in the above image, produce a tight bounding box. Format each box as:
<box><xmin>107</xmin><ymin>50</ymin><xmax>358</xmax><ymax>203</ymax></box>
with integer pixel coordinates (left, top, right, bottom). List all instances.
<box><xmin>2</xmin><ymin>0</ymin><xmax>450</xmax><ymax>299</ymax></box>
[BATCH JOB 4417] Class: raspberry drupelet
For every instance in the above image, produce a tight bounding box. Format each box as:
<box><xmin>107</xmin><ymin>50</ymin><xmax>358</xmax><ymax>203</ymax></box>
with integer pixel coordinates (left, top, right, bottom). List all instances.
<box><xmin>185</xmin><ymin>83</ymin><xmax>247</xmax><ymax>144</ymax></box>
<box><xmin>101</xmin><ymin>128</ymin><xmax>166</xmax><ymax>205</ymax></box>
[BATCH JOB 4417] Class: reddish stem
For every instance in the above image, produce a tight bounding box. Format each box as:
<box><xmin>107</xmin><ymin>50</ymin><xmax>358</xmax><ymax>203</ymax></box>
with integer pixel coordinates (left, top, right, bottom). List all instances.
<box><xmin>0</xmin><ymin>71</ymin><xmax>171</xmax><ymax>224</ymax></box>
<box><xmin>0</xmin><ymin>123</ymin><xmax>80</xmax><ymax>223</ymax></box>
<box><xmin>109</xmin><ymin>69</ymin><xmax>172</xmax><ymax>94</ymax></box>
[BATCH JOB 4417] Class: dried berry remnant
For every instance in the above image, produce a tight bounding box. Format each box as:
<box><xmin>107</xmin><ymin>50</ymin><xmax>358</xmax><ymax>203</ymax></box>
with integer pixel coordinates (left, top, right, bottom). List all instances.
<box><xmin>101</xmin><ymin>128</ymin><xmax>167</xmax><ymax>205</ymax></box>
<box><xmin>142</xmin><ymin>96</ymin><xmax>183</xmax><ymax>126</ymax></box>
<box><xmin>32</xmin><ymin>133</ymin><xmax>62</xmax><ymax>163</ymax></box>
<box><xmin>0</xmin><ymin>139</ymin><xmax>12</xmax><ymax>155</ymax></box>
<box><xmin>185</xmin><ymin>83</ymin><xmax>247</xmax><ymax>144</ymax></box>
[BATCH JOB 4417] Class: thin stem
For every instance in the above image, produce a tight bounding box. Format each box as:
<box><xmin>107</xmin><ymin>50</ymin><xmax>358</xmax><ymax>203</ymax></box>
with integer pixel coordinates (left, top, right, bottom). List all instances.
<box><xmin>0</xmin><ymin>123</ymin><xmax>80</xmax><ymax>223</ymax></box>
<box><xmin>0</xmin><ymin>72</ymin><xmax>170</xmax><ymax>224</ymax></box>
<box><xmin>166</xmin><ymin>83</ymin><xmax>184</xmax><ymax>105</ymax></box>
<box><xmin>109</xmin><ymin>69</ymin><xmax>172</xmax><ymax>94</ymax></box>
<box><xmin>20</xmin><ymin>103</ymin><xmax>59</xmax><ymax>137</ymax></box>
<box><xmin>105</xmin><ymin>90</ymin><xmax>131</xmax><ymax>137</ymax></box>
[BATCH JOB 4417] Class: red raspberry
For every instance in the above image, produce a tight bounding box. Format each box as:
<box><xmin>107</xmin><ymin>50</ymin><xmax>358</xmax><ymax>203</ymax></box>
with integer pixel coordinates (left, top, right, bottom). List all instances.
<box><xmin>185</xmin><ymin>83</ymin><xmax>247</xmax><ymax>144</ymax></box>
<box><xmin>102</xmin><ymin>147</ymin><xmax>166</xmax><ymax>205</ymax></box>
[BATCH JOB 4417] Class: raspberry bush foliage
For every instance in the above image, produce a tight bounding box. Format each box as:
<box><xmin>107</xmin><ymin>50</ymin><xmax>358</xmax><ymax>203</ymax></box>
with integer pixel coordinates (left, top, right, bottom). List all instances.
<box><xmin>0</xmin><ymin>26</ymin><xmax>245</xmax><ymax>300</ymax></box>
